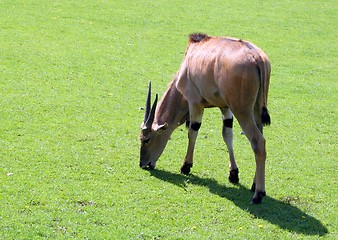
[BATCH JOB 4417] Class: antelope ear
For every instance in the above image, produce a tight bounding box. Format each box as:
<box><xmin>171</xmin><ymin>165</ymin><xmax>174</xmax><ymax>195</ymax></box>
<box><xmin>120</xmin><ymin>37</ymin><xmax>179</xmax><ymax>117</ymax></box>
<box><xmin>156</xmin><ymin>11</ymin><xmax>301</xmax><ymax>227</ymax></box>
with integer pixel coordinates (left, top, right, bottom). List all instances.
<box><xmin>154</xmin><ymin>123</ymin><xmax>168</xmax><ymax>132</ymax></box>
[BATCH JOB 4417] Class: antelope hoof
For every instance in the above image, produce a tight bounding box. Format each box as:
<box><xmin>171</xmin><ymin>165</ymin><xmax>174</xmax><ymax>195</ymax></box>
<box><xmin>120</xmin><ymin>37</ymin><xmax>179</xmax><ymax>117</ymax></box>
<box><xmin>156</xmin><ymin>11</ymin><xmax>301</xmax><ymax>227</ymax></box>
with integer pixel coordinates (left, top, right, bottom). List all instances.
<box><xmin>251</xmin><ymin>191</ymin><xmax>266</xmax><ymax>204</ymax></box>
<box><xmin>147</xmin><ymin>161</ymin><xmax>156</xmax><ymax>170</ymax></box>
<box><xmin>139</xmin><ymin>161</ymin><xmax>156</xmax><ymax>170</ymax></box>
<box><xmin>228</xmin><ymin>169</ymin><xmax>239</xmax><ymax>184</ymax></box>
<box><xmin>180</xmin><ymin>163</ymin><xmax>192</xmax><ymax>175</ymax></box>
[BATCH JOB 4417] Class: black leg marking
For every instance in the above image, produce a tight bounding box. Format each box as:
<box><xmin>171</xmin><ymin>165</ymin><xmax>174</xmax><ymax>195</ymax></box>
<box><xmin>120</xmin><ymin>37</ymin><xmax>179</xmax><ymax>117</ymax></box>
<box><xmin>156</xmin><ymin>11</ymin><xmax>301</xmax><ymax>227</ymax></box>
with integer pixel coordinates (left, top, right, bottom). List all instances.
<box><xmin>228</xmin><ymin>168</ymin><xmax>239</xmax><ymax>183</ymax></box>
<box><xmin>190</xmin><ymin>122</ymin><xmax>201</xmax><ymax>131</ymax></box>
<box><xmin>180</xmin><ymin>163</ymin><xmax>192</xmax><ymax>175</ymax></box>
<box><xmin>223</xmin><ymin>117</ymin><xmax>233</xmax><ymax>128</ymax></box>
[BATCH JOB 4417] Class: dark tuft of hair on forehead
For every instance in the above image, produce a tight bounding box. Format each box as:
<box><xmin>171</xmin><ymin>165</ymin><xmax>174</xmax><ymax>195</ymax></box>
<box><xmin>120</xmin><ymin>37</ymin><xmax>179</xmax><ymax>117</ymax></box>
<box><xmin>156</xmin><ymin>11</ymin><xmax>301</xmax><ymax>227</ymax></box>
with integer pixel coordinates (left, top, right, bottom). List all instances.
<box><xmin>189</xmin><ymin>33</ymin><xmax>210</xmax><ymax>43</ymax></box>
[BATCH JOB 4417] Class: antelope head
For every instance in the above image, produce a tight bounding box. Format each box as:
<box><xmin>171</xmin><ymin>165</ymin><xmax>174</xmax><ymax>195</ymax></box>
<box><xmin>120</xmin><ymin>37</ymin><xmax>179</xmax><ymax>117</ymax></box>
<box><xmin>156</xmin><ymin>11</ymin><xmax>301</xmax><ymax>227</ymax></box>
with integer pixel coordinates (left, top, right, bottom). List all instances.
<box><xmin>139</xmin><ymin>82</ymin><xmax>168</xmax><ymax>169</ymax></box>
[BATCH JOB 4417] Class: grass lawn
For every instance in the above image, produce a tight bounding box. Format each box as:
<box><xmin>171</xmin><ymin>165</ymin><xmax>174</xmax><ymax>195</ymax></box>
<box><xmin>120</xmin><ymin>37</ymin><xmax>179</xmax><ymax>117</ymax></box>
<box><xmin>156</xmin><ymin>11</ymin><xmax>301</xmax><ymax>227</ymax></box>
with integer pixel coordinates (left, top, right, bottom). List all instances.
<box><xmin>1</xmin><ymin>0</ymin><xmax>337</xmax><ymax>239</ymax></box>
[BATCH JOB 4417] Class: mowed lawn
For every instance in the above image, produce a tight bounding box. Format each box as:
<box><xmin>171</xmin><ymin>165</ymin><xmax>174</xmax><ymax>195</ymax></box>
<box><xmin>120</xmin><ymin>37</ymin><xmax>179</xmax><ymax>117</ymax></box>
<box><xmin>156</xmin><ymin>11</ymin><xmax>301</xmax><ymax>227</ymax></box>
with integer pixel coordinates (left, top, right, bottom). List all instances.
<box><xmin>1</xmin><ymin>0</ymin><xmax>337</xmax><ymax>239</ymax></box>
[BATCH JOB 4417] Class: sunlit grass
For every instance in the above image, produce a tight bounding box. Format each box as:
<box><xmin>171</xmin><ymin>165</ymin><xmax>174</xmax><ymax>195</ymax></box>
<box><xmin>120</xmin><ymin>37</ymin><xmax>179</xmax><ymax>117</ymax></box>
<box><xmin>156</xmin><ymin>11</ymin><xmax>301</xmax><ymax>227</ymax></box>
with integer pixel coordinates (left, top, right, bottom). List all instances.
<box><xmin>0</xmin><ymin>0</ymin><xmax>337</xmax><ymax>239</ymax></box>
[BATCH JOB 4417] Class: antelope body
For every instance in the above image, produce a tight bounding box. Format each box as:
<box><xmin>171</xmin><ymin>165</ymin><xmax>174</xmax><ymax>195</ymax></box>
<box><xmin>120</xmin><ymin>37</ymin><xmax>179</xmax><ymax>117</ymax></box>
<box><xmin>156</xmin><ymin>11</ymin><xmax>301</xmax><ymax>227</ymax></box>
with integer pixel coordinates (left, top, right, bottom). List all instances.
<box><xmin>140</xmin><ymin>33</ymin><xmax>271</xmax><ymax>204</ymax></box>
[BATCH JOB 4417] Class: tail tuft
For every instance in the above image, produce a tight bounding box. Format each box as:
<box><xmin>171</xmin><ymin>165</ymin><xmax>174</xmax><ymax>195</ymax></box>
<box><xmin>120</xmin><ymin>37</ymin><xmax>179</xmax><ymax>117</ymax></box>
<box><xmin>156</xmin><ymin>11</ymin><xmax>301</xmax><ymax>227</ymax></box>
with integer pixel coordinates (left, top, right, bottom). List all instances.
<box><xmin>261</xmin><ymin>107</ymin><xmax>271</xmax><ymax>126</ymax></box>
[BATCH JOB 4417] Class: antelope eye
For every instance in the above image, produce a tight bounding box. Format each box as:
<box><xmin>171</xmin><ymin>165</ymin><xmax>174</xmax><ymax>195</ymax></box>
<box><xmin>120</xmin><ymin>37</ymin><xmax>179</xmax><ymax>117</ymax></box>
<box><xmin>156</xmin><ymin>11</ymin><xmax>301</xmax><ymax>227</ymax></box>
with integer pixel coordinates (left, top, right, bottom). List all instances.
<box><xmin>143</xmin><ymin>138</ymin><xmax>150</xmax><ymax>144</ymax></box>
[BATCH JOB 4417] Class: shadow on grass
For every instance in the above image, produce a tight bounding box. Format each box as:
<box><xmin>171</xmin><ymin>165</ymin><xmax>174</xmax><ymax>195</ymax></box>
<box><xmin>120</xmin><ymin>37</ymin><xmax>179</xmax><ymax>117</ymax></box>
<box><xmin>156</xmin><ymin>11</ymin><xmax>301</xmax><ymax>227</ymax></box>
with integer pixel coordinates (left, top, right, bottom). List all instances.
<box><xmin>149</xmin><ymin>169</ymin><xmax>328</xmax><ymax>236</ymax></box>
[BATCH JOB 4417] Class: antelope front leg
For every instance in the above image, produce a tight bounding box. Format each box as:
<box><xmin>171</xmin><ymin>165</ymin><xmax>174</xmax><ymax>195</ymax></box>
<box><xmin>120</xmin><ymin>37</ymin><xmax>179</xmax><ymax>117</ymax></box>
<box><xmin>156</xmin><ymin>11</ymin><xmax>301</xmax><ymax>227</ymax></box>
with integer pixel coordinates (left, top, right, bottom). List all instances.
<box><xmin>180</xmin><ymin>124</ymin><xmax>200</xmax><ymax>175</ymax></box>
<box><xmin>180</xmin><ymin>106</ymin><xmax>204</xmax><ymax>175</ymax></box>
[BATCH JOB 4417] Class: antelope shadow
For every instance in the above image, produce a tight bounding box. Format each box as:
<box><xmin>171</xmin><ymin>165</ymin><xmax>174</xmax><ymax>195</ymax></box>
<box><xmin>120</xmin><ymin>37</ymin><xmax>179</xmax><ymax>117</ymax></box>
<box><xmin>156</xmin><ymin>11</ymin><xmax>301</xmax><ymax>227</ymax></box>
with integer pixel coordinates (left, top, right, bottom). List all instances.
<box><xmin>149</xmin><ymin>168</ymin><xmax>328</xmax><ymax>236</ymax></box>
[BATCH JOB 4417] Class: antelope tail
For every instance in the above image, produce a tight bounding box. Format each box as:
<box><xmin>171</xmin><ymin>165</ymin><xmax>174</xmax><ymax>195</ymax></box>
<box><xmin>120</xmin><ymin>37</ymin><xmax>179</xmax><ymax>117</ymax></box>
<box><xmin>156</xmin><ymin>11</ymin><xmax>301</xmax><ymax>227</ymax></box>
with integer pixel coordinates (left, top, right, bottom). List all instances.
<box><xmin>257</xmin><ymin>57</ymin><xmax>271</xmax><ymax>126</ymax></box>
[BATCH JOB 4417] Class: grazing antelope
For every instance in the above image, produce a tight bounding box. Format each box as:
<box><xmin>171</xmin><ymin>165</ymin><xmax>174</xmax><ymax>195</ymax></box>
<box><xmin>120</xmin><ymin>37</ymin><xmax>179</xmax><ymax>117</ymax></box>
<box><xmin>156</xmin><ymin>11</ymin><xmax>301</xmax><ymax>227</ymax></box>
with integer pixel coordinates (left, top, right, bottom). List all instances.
<box><xmin>140</xmin><ymin>33</ymin><xmax>271</xmax><ymax>204</ymax></box>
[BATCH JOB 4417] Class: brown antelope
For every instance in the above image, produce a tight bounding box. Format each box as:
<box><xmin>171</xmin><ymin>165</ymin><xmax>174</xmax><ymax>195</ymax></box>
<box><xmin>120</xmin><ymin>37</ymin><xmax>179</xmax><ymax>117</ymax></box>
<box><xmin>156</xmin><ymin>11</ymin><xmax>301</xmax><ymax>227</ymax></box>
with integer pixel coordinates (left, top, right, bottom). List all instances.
<box><xmin>140</xmin><ymin>33</ymin><xmax>271</xmax><ymax>204</ymax></box>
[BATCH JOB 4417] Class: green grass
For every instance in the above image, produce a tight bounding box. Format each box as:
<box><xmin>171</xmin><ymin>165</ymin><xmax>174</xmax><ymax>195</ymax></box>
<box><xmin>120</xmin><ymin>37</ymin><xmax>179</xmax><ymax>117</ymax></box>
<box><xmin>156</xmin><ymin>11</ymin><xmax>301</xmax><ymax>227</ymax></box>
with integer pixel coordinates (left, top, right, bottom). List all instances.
<box><xmin>1</xmin><ymin>0</ymin><xmax>337</xmax><ymax>239</ymax></box>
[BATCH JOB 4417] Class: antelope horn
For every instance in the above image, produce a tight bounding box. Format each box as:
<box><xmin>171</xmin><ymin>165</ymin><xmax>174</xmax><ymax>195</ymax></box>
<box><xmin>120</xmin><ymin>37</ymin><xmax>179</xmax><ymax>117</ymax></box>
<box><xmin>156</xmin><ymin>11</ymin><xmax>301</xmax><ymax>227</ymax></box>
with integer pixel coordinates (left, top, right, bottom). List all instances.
<box><xmin>145</xmin><ymin>94</ymin><xmax>158</xmax><ymax>128</ymax></box>
<box><xmin>144</xmin><ymin>82</ymin><xmax>152</xmax><ymax>123</ymax></box>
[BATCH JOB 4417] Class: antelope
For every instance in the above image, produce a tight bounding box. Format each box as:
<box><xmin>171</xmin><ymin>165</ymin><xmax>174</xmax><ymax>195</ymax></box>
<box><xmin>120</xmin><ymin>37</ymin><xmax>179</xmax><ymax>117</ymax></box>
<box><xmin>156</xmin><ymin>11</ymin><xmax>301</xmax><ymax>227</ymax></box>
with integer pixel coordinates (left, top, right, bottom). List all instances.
<box><xmin>139</xmin><ymin>33</ymin><xmax>271</xmax><ymax>204</ymax></box>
